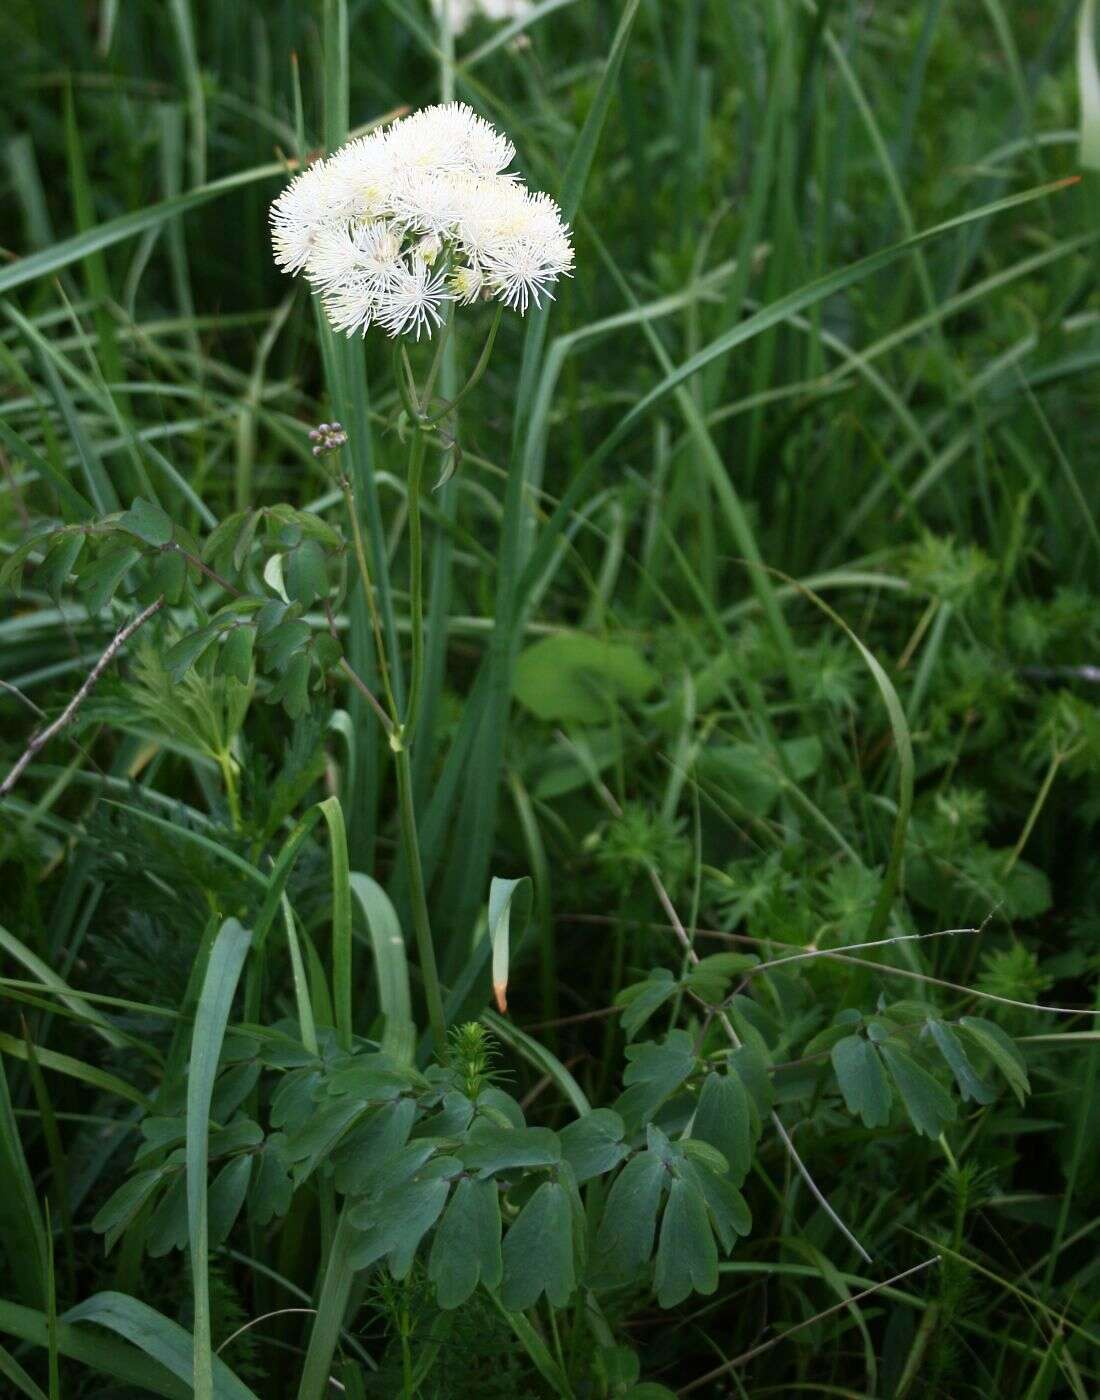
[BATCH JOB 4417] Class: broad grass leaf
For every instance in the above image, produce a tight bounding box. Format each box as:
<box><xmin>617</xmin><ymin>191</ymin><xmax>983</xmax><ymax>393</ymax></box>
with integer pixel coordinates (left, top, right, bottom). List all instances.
<box><xmin>654</xmin><ymin>1178</ymin><xmax>717</xmax><ymax>1307</ymax></box>
<box><xmin>500</xmin><ymin>1181</ymin><xmax>575</xmax><ymax>1310</ymax></box>
<box><xmin>63</xmin><ymin>1292</ymin><xmax>258</xmax><ymax>1400</ymax></box>
<box><xmin>514</xmin><ymin>632</ymin><xmax>658</xmax><ymax>723</ymax></box>
<box><xmin>878</xmin><ymin>1044</ymin><xmax>956</xmax><ymax>1139</ymax></box>
<box><xmin>427</xmin><ymin>1177</ymin><xmax>502</xmax><ymax>1308</ymax></box>
<box><xmin>831</xmin><ymin>1035</ymin><xmax>892</xmax><ymax>1128</ymax></box>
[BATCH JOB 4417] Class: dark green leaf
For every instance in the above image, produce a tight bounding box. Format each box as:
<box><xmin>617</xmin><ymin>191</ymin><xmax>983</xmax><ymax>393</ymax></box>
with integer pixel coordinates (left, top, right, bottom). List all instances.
<box><xmin>120</xmin><ymin>498</ymin><xmax>173</xmax><ymax>548</ymax></box>
<box><xmin>692</xmin><ymin>1070</ymin><xmax>752</xmax><ymax>1183</ymax></box>
<box><xmin>427</xmin><ymin>1177</ymin><xmax>502</xmax><ymax>1308</ymax></box>
<box><xmin>593</xmin><ymin>1151</ymin><xmax>665</xmax><ymax>1285</ymax></box>
<box><xmin>207</xmin><ymin>1155</ymin><xmax>251</xmax><ymax>1247</ymax></box>
<box><xmin>878</xmin><ymin>1043</ymin><xmax>956</xmax><ymax>1139</ymax></box>
<box><xmin>92</xmin><ymin>1170</ymin><xmax>166</xmax><ymax>1254</ymax></box>
<box><xmin>500</xmin><ymin>1181</ymin><xmax>575</xmax><ymax>1309</ymax></box>
<box><xmin>559</xmin><ymin>1109</ymin><xmax>628</xmax><ymax>1184</ymax></box>
<box><xmin>248</xmin><ymin>1137</ymin><xmax>292</xmax><ymax>1227</ymax></box>
<box><xmin>654</xmin><ymin>1177</ymin><xmax>717</xmax><ymax>1307</ymax></box>
<box><xmin>957</xmin><ymin>1017</ymin><xmax>1029</xmax><ymax>1105</ymax></box>
<box><xmin>459</xmin><ymin>1122</ymin><xmax>560</xmax><ymax>1176</ymax></box>
<box><xmin>218</xmin><ymin>627</ymin><xmax>254</xmax><ymax>684</ymax></box>
<box><xmin>284</xmin><ymin>540</ymin><xmax>329</xmax><ymax>607</ymax></box>
<box><xmin>615</xmin><ymin>1031</ymin><xmax>696</xmax><ymax>1128</ymax></box>
<box><xmin>927</xmin><ymin>1020</ymin><xmax>996</xmax><ymax>1105</ymax></box>
<box><xmin>831</xmin><ymin>1036</ymin><xmax>892</xmax><ymax>1129</ymax></box>
<box><xmin>78</xmin><ymin>544</ymin><xmax>141</xmax><ymax>613</ymax></box>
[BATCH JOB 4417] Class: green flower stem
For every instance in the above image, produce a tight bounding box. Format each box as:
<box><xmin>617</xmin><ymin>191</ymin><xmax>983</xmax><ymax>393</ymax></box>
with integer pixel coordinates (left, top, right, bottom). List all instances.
<box><xmin>395</xmin><ymin>737</ymin><xmax>447</xmax><ymax>1059</ymax></box>
<box><xmin>403</xmin><ymin>425</ymin><xmax>429</xmax><ymax>739</ymax></box>
<box><xmin>339</xmin><ymin>470</ymin><xmax>399</xmax><ymax>724</ymax></box>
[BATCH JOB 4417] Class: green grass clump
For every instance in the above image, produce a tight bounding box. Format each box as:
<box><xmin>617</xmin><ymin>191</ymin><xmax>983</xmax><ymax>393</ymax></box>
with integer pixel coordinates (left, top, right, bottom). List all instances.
<box><xmin>2</xmin><ymin>0</ymin><xmax>1100</xmax><ymax>1395</ymax></box>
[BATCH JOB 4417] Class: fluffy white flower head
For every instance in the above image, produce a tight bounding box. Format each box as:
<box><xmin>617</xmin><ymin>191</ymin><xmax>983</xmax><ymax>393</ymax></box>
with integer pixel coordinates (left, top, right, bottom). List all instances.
<box><xmin>429</xmin><ymin>0</ymin><xmax>535</xmax><ymax>37</ymax></box>
<box><xmin>269</xmin><ymin>102</ymin><xmax>573</xmax><ymax>339</ymax></box>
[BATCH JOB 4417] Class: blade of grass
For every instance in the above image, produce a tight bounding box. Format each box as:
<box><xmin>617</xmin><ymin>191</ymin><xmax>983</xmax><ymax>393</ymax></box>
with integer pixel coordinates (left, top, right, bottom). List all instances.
<box><xmin>186</xmin><ymin>918</ymin><xmax>252</xmax><ymax>1400</ymax></box>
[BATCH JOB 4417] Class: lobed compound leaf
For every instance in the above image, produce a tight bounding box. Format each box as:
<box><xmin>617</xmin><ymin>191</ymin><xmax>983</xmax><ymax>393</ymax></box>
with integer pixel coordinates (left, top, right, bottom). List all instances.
<box><xmin>831</xmin><ymin>1035</ymin><xmax>892</xmax><ymax>1128</ymax></box>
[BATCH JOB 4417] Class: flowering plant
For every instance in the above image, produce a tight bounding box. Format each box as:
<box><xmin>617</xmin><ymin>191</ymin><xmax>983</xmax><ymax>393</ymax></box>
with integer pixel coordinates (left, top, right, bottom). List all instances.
<box><xmin>270</xmin><ymin>103</ymin><xmax>574</xmax><ymax>337</ymax></box>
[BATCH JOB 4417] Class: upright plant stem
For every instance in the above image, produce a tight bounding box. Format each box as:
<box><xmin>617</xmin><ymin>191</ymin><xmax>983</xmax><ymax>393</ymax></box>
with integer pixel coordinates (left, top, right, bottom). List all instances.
<box><xmin>340</xmin><ymin>471</ymin><xmax>399</xmax><ymax>724</ymax></box>
<box><xmin>395</xmin><ymin>741</ymin><xmax>447</xmax><ymax>1058</ymax></box>
<box><xmin>403</xmin><ymin>426</ymin><xmax>429</xmax><ymax>739</ymax></box>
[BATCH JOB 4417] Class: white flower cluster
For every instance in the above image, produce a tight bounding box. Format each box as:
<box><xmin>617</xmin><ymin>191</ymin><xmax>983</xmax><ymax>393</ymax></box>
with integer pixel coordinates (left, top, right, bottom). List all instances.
<box><xmin>429</xmin><ymin>0</ymin><xmax>534</xmax><ymax>36</ymax></box>
<box><xmin>269</xmin><ymin>103</ymin><xmax>574</xmax><ymax>339</ymax></box>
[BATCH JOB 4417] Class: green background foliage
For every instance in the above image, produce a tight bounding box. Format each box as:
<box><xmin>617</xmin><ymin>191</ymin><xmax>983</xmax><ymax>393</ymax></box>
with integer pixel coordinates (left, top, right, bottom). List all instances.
<box><xmin>2</xmin><ymin>0</ymin><xmax>1100</xmax><ymax>1395</ymax></box>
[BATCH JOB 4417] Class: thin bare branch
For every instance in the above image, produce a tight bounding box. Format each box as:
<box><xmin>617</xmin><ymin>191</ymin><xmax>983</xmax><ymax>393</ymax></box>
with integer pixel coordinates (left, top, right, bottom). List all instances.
<box><xmin>0</xmin><ymin>596</ymin><xmax>164</xmax><ymax>800</ymax></box>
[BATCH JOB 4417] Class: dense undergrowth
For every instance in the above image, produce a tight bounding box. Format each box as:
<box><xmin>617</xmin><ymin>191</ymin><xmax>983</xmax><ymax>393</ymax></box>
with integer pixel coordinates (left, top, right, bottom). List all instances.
<box><xmin>2</xmin><ymin>0</ymin><xmax>1100</xmax><ymax>1395</ymax></box>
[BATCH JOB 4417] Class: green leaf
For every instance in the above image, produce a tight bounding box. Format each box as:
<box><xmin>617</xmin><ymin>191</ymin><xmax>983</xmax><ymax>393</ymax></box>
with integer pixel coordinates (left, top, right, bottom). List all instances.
<box><xmin>36</xmin><ymin>532</ymin><xmax>85</xmax><ymax>601</ymax></box>
<box><xmin>831</xmin><ymin>1036</ymin><xmax>892</xmax><ymax>1129</ymax></box>
<box><xmin>348</xmin><ymin>873</ymin><xmax>414</xmax><ymax>1063</ymax></box>
<box><xmin>692</xmin><ymin>1070</ymin><xmax>753</xmax><ymax>1183</ymax></box>
<box><xmin>92</xmin><ymin>1169</ymin><xmax>166</xmax><ymax>1255</ymax></box>
<box><xmin>500</xmin><ymin>1181</ymin><xmax>575</xmax><ymax>1310</ymax></box>
<box><xmin>164</xmin><ymin>626</ymin><xmax>220</xmax><ymax>684</ymax></box>
<box><xmin>459</xmin><ymin>1122</ymin><xmax>560</xmax><ymax>1177</ymax></box>
<box><xmin>348</xmin><ymin>1157</ymin><xmax>455</xmax><ymax>1277</ymax></box>
<box><xmin>283</xmin><ymin>1096</ymin><xmax>370</xmax><ymax>1184</ymax></box>
<box><xmin>78</xmin><ymin>544</ymin><xmax>141</xmax><ymax>613</ymax></box>
<box><xmin>727</xmin><ymin>1043</ymin><xmax>773</xmax><ymax>1134</ymax></box>
<box><xmin>332</xmin><ymin>1099</ymin><xmax>417</xmax><ymax>1194</ymax></box>
<box><xmin>927</xmin><ymin>1020</ymin><xmax>995</xmax><ymax>1105</ymax></box>
<box><xmin>514</xmin><ymin>632</ymin><xmax>659</xmax><ymax>723</ymax></box>
<box><xmin>120</xmin><ymin>498</ymin><xmax>173</xmax><ymax>547</ymax></box>
<box><xmin>559</xmin><ymin>1109</ymin><xmax>628</xmax><ymax>1184</ymax></box>
<box><xmin>427</xmin><ymin>1177</ymin><xmax>503</xmax><ymax>1308</ymax></box>
<box><xmin>878</xmin><ymin>1043</ymin><xmax>956</xmax><ymax>1139</ymax></box>
<box><xmin>259</xmin><ymin>619</ymin><xmax>312</xmax><ymax>672</ymax></box>
<box><xmin>487</xmin><ymin>875</ymin><xmax>532</xmax><ymax>1014</ymax></box>
<box><xmin>654</xmin><ymin>1177</ymin><xmax>717</xmax><ymax>1307</ymax></box>
<box><xmin>593</xmin><ymin>1151</ymin><xmax>665</xmax><ymax>1285</ymax></box>
<box><xmin>146</xmin><ymin>1174</ymin><xmax>188</xmax><ymax>1257</ymax></box>
<box><xmin>206</xmin><ymin>1156</ymin><xmax>252</xmax><ymax>1249</ymax></box>
<box><xmin>218</xmin><ymin>627</ymin><xmax>254</xmax><ymax>684</ymax></box>
<box><xmin>267</xmin><ymin>650</ymin><xmax>312</xmax><ymax>718</ymax></box>
<box><xmin>617</xmin><ymin>969</ymin><xmax>678</xmax><ymax>1040</ymax></box>
<box><xmin>0</xmin><ymin>1054</ymin><xmax>47</xmax><ymax>1306</ymax></box>
<box><xmin>957</xmin><ymin>1017</ymin><xmax>1030</xmax><ymax>1105</ymax></box>
<box><xmin>186</xmin><ymin>918</ymin><xmax>252</xmax><ymax>1398</ymax></box>
<box><xmin>615</xmin><ymin>1030</ymin><xmax>696</xmax><ymax>1128</ymax></box>
<box><xmin>248</xmin><ymin>1138</ymin><xmax>292</xmax><ymax>1227</ymax></box>
<box><xmin>677</xmin><ymin>1158</ymin><xmax>751</xmax><ymax>1253</ymax></box>
<box><xmin>284</xmin><ymin>540</ymin><xmax>329</xmax><ymax>607</ymax></box>
<box><xmin>0</xmin><ymin>160</ymin><xmax>285</xmax><ymax>298</ymax></box>
<box><xmin>63</xmin><ymin>1292</ymin><xmax>259</xmax><ymax>1400</ymax></box>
